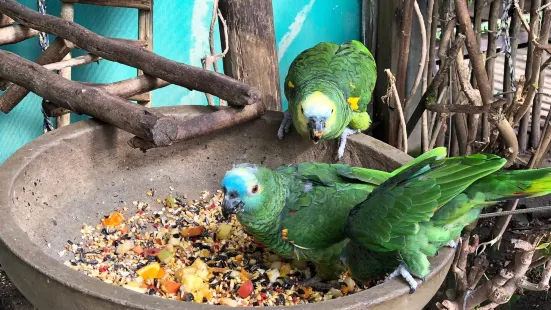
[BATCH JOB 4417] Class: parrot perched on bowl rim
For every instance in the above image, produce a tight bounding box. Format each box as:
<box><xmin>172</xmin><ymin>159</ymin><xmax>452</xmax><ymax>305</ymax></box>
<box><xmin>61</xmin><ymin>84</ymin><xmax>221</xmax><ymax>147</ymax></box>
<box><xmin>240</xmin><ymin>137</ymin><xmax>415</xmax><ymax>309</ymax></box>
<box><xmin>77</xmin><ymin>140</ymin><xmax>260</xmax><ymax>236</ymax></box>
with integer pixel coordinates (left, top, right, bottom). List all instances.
<box><xmin>220</xmin><ymin>148</ymin><xmax>551</xmax><ymax>293</ymax></box>
<box><xmin>278</xmin><ymin>40</ymin><xmax>377</xmax><ymax>160</ymax></box>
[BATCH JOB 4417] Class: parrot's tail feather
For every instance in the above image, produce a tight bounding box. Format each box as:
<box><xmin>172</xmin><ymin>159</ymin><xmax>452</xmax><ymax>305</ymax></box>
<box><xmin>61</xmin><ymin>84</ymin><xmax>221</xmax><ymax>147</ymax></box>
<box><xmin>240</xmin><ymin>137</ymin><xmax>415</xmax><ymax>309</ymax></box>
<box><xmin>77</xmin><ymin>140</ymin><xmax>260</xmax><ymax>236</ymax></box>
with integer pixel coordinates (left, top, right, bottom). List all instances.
<box><xmin>472</xmin><ymin>167</ymin><xmax>551</xmax><ymax>201</ymax></box>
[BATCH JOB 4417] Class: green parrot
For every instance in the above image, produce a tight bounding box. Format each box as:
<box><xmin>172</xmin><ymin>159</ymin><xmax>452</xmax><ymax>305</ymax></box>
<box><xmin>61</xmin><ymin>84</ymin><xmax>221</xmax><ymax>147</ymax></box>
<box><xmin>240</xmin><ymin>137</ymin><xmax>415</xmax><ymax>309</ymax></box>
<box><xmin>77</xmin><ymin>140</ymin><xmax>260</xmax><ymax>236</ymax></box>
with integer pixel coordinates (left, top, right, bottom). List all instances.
<box><xmin>277</xmin><ymin>40</ymin><xmax>377</xmax><ymax>160</ymax></box>
<box><xmin>220</xmin><ymin>148</ymin><xmax>551</xmax><ymax>293</ymax></box>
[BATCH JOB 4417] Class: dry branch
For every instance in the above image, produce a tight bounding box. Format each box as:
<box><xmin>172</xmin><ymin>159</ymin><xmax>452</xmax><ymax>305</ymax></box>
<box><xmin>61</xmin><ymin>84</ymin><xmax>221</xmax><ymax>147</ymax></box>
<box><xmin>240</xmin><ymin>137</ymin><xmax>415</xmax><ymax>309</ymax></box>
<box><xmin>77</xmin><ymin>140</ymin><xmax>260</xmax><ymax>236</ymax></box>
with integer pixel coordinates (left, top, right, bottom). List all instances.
<box><xmin>128</xmin><ymin>103</ymin><xmax>266</xmax><ymax>151</ymax></box>
<box><xmin>407</xmin><ymin>34</ymin><xmax>465</xmax><ymax>134</ymax></box>
<box><xmin>455</xmin><ymin>0</ymin><xmax>519</xmax><ymax>167</ymax></box>
<box><xmin>514</xmin><ymin>8</ymin><xmax>551</xmax><ymax>125</ymax></box>
<box><xmin>43</xmin><ymin>53</ymin><xmax>101</xmax><ymax>71</ymax></box>
<box><xmin>383</xmin><ymin>70</ymin><xmax>407</xmax><ymax>152</ymax></box>
<box><xmin>0</xmin><ymin>24</ymin><xmax>38</xmax><ymax>45</ymax></box>
<box><xmin>0</xmin><ymin>0</ymin><xmax>261</xmax><ymax>109</ymax></box>
<box><xmin>426</xmin><ymin>99</ymin><xmax>505</xmax><ymax>114</ymax></box>
<box><xmin>0</xmin><ymin>49</ymin><xmax>265</xmax><ymax>150</ymax></box>
<box><xmin>0</xmin><ymin>12</ymin><xmax>13</xmax><ymax>26</ymax></box>
<box><xmin>0</xmin><ymin>37</ymin><xmax>73</xmax><ymax>113</ymax></box>
<box><xmin>90</xmin><ymin>75</ymin><xmax>170</xmax><ymax>99</ymax></box>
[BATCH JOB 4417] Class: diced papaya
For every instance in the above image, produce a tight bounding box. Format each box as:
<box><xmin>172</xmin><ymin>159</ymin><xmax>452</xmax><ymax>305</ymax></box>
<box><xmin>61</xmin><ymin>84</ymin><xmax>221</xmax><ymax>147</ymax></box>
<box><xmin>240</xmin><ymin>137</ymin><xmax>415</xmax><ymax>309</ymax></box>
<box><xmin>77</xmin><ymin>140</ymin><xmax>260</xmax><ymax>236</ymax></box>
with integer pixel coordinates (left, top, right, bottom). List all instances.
<box><xmin>101</xmin><ymin>212</ymin><xmax>124</xmax><ymax>227</ymax></box>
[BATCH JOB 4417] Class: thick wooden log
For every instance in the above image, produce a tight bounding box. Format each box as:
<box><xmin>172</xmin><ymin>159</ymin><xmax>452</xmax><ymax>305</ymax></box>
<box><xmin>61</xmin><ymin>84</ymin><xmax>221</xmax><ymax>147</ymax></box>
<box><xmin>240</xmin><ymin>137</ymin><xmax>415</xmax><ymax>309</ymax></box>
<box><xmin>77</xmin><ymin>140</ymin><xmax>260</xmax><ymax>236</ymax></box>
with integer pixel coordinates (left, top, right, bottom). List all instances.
<box><xmin>218</xmin><ymin>0</ymin><xmax>281</xmax><ymax>111</ymax></box>
<box><xmin>128</xmin><ymin>103</ymin><xmax>266</xmax><ymax>151</ymax></box>
<box><xmin>0</xmin><ymin>49</ymin><xmax>177</xmax><ymax>145</ymax></box>
<box><xmin>0</xmin><ymin>24</ymin><xmax>38</xmax><ymax>45</ymax></box>
<box><xmin>0</xmin><ymin>50</ymin><xmax>265</xmax><ymax>148</ymax></box>
<box><xmin>0</xmin><ymin>12</ymin><xmax>13</xmax><ymax>26</ymax></box>
<box><xmin>60</xmin><ymin>0</ymin><xmax>152</xmax><ymax>10</ymax></box>
<box><xmin>0</xmin><ymin>0</ymin><xmax>261</xmax><ymax>108</ymax></box>
<box><xmin>0</xmin><ymin>37</ymin><xmax>72</xmax><ymax>113</ymax></box>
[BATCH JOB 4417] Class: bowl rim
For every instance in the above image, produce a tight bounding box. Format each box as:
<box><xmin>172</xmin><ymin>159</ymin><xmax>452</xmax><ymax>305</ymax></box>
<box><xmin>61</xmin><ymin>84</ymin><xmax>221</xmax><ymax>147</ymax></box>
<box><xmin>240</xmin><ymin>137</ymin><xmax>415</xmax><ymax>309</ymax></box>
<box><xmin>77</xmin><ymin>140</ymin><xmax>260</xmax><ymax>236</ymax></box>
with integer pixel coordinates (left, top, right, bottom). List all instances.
<box><xmin>0</xmin><ymin>105</ymin><xmax>454</xmax><ymax>309</ymax></box>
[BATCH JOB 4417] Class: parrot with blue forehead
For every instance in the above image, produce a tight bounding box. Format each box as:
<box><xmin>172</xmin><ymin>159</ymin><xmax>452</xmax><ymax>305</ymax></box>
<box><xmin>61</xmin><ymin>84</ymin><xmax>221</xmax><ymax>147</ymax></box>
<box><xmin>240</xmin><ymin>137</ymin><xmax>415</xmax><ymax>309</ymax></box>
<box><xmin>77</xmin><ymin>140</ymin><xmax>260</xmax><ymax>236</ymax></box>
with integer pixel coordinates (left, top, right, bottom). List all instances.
<box><xmin>220</xmin><ymin>148</ymin><xmax>551</xmax><ymax>292</ymax></box>
<box><xmin>277</xmin><ymin>40</ymin><xmax>377</xmax><ymax>160</ymax></box>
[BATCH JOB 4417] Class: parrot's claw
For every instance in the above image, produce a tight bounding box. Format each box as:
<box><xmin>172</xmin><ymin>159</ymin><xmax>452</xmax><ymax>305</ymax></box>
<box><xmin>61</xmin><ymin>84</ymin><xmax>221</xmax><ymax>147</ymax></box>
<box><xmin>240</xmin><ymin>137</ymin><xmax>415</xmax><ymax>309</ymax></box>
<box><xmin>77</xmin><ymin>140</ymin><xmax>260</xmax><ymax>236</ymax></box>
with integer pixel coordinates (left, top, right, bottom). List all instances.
<box><xmin>278</xmin><ymin>111</ymin><xmax>293</xmax><ymax>140</ymax></box>
<box><xmin>337</xmin><ymin>127</ymin><xmax>361</xmax><ymax>160</ymax></box>
<box><xmin>446</xmin><ymin>240</ymin><xmax>458</xmax><ymax>249</ymax></box>
<box><xmin>298</xmin><ymin>275</ymin><xmax>341</xmax><ymax>291</ymax></box>
<box><xmin>385</xmin><ymin>263</ymin><xmax>420</xmax><ymax>294</ymax></box>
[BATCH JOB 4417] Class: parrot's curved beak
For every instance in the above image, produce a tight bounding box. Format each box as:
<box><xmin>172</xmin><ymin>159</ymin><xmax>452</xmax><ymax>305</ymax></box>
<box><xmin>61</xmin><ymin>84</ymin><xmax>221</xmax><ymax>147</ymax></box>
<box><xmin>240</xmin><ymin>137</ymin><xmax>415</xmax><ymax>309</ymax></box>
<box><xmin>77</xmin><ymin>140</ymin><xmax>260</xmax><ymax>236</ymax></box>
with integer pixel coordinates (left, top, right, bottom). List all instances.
<box><xmin>222</xmin><ymin>192</ymin><xmax>244</xmax><ymax>221</ymax></box>
<box><xmin>307</xmin><ymin>117</ymin><xmax>325</xmax><ymax>143</ymax></box>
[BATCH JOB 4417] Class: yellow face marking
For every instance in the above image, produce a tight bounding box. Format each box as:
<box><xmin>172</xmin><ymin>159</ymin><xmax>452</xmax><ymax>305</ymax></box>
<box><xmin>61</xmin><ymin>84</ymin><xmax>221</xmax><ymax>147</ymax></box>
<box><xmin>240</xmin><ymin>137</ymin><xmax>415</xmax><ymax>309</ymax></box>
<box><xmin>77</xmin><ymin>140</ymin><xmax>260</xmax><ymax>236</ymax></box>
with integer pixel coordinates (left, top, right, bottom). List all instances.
<box><xmin>287</xmin><ymin>81</ymin><xmax>295</xmax><ymax>88</ymax></box>
<box><xmin>349</xmin><ymin>82</ymin><xmax>356</xmax><ymax>89</ymax></box>
<box><xmin>296</xmin><ymin>92</ymin><xmax>338</xmax><ymax>137</ymax></box>
<box><xmin>347</xmin><ymin>97</ymin><xmax>360</xmax><ymax>111</ymax></box>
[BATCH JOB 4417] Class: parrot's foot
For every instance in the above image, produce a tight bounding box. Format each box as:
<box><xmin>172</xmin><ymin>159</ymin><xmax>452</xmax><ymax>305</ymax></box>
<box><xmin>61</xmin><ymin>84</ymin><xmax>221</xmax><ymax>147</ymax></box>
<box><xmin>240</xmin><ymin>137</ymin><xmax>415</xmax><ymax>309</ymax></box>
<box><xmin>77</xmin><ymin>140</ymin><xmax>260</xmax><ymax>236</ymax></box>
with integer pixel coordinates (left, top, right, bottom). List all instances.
<box><xmin>298</xmin><ymin>275</ymin><xmax>341</xmax><ymax>291</ymax></box>
<box><xmin>385</xmin><ymin>263</ymin><xmax>420</xmax><ymax>294</ymax></box>
<box><xmin>446</xmin><ymin>240</ymin><xmax>458</xmax><ymax>249</ymax></box>
<box><xmin>337</xmin><ymin>127</ymin><xmax>361</xmax><ymax>160</ymax></box>
<box><xmin>278</xmin><ymin>111</ymin><xmax>293</xmax><ymax>140</ymax></box>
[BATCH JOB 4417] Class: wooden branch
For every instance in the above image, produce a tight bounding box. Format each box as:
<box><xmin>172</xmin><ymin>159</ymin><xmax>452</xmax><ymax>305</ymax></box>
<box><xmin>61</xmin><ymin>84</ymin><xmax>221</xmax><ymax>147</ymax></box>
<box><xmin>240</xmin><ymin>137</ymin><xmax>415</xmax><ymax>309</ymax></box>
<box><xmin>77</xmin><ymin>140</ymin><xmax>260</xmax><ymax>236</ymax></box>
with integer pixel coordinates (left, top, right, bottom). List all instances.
<box><xmin>0</xmin><ymin>36</ymin><xmax>72</xmax><ymax>113</ymax></box>
<box><xmin>0</xmin><ymin>50</ymin><xmax>179</xmax><ymax>144</ymax></box>
<box><xmin>0</xmin><ymin>12</ymin><xmax>13</xmax><ymax>26</ymax></box>
<box><xmin>128</xmin><ymin>103</ymin><xmax>266</xmax><ymax>151</ymax></box>
<box><xmin>60</xmin><ymin>0</ymin><xmax>152</xmax><ymax>10</ymax></box>
<box><xmin>218</xmin><ymin>0</ymin><xmax>281</xmax><ymax>111</ymax></box>
<box><xmin>483</xmin><ymin>0</ymin><xmax>501</xmax><ymax>142</ymax></box>
<box><xmin>0</xmin><ymin>0</ymin><xmax>261</xmax><ymax>107</ymax></box>
<box><xmin>427</xmin><ymin>99</ymin><xmax>505</xmax><ymax>114</ymax></box>
<box><xmin>383</xmin><ymin>69</ymin><xmax>407</xmax><ymax>152</ymax></box>
<box><xmin>0</xmin><ymin>24</ymin><xmax>38</xmax><ymax>46</ymax></box>
<box><xmin>407</xmin><ymin>34</ymin><xmax>466</xmax><ymax>134</ymax></box>
<box><xmin>455</xmin><ymin>0</ymin><xmax>519</xmax><ymax>167</ymax></box>
<box><xmin>404</xmin><ymin>1</ymin><xmax>427</xmax><ymax>106</ymax></box>
<box><xmin>45</xmin><ymin>53</ymin><xmax>100</xmax><ymax>71</ymax></box>
<box><xmin>91</xmin><ymin>75</ymin><xmax>170</xmax><ymax>99</ymax></box>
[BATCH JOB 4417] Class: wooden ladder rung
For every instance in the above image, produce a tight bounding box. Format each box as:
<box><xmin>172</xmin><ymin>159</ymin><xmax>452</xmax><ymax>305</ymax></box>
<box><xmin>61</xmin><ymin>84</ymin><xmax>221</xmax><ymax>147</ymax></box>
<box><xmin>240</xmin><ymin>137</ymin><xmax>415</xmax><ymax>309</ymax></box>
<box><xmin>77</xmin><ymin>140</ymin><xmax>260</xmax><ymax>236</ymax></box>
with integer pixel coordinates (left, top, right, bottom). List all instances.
<box><xmin>128</xmin><ymin>92</ymin><xmax>151</xmax><ymax>103</ymax></box>
<box><xmin>59</xmin><ymin>0</ymin><xmax>152</xmax><ymax>11</ymax></box>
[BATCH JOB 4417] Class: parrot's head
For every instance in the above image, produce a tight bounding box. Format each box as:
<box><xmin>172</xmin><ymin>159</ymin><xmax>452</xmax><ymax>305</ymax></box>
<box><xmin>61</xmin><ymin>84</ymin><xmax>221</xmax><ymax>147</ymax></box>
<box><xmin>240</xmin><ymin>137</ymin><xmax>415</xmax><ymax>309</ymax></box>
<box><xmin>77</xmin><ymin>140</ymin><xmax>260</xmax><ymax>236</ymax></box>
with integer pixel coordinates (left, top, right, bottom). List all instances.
<box><xmin>220</xmin><ymin>164</ymin><xmax>275</xmax><ymax>221</ymax></box>
<box><xmin>298</xmin><ymin>91</ymin><xmax>339</xmax><ymax>143</ymax></box>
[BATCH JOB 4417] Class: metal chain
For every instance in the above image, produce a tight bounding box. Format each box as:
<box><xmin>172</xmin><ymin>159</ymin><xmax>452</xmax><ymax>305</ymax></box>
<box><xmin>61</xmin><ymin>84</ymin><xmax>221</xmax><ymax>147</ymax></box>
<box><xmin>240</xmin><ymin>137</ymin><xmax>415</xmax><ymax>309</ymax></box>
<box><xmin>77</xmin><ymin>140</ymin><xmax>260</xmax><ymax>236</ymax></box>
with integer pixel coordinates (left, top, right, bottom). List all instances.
<box><xmin>37</xmin><ymin>0</ymin><xmax>55</xmax><ymax>133</ymax></box>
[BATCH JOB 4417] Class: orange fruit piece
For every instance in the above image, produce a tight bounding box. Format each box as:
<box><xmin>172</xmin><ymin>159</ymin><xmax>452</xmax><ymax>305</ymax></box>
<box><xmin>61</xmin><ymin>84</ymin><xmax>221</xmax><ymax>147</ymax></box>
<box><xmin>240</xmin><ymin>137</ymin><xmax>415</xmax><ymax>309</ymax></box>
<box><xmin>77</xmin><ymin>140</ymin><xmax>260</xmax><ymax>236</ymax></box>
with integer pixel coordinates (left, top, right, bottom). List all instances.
<box><xmin>180</xmin><ymin>226</ymin><xmax>204</xmax><ymax>237</ymax></box>
<box><xmin>161</xmin><ymin>281</ymin><xmax>181</xmax><ymax>294</ymax></box>
<box><xmin>136</xmin><ymin>262</ymin><xmax>161</xmax><ymax>281</ymax></box>
<box><xmin>101</xmin><ymin>212</ymin><xmax>124</xmax><ymax>227</ymax></box>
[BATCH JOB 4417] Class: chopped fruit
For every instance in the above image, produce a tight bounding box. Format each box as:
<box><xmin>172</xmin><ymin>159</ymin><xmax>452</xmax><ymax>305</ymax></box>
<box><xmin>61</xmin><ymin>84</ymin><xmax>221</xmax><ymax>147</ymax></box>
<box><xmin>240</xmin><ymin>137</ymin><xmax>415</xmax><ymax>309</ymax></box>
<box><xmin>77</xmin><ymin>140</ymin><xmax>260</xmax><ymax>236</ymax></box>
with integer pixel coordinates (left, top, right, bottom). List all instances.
<box><xmin>237</xmin><ymin>280</ymin><xmax>253</xmax><ymax>298</ymax></box>
<box><xmin>136</xmin><ymin>262</ymin><xmax>161</xmax><ymax>281</ymax></box>
<box><xmin>180</xmin><ymin>226</ymin><xmax>204</xmax><ymax>237</ymax></box>
<box><xmin>101</xmin><ymin>212</ymin><xmax>124</xmax><ymax>227</ymax></box>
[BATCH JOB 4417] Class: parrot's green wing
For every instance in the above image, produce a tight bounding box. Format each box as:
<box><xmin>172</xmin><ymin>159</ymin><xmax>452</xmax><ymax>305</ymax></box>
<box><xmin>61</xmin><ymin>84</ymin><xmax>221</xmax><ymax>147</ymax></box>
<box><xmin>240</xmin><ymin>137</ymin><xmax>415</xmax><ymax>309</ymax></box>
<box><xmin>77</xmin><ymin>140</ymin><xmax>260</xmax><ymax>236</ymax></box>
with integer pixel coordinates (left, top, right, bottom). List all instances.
<box><xmin>284</xmin><ymin>40</ymin><xmax>377</xmax><ymax>113</ymax></box>
<box><xmin>345</xmin><ymin>152</ymin><xmax>507</xmax><ymax>253</ymax></box>
<box><xmin>275</xmin><ymin>162</ymin><xmax>389</xmax><ymax>250</ymax></box>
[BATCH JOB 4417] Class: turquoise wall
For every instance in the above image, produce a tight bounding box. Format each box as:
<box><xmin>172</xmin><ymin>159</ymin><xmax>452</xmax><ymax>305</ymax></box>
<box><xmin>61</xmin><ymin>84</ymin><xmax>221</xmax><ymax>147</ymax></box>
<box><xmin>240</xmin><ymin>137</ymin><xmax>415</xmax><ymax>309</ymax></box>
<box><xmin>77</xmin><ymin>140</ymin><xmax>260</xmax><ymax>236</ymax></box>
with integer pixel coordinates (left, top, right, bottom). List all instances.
<box><xmin>0</xmin><ymin>0</ymin><xmax>361</xmax><ymax>164</ymax></box>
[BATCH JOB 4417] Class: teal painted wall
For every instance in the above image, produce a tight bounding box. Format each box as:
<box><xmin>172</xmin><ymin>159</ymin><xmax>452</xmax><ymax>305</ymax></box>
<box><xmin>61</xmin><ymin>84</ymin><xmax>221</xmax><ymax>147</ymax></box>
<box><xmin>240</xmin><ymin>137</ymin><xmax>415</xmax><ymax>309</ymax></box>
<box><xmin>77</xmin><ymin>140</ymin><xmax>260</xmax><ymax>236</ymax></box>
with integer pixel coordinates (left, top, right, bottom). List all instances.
<box><xmin>0</xmin><ymin>0</ymin><xmax>361</xmax><ymax>164</ymax></box>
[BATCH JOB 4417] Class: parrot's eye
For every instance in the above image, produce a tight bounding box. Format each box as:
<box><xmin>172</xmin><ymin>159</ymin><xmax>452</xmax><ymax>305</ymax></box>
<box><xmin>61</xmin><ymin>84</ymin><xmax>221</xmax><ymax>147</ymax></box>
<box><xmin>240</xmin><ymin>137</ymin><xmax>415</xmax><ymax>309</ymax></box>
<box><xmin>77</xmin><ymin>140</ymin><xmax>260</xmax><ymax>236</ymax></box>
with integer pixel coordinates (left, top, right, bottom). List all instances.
<box><xmin>331</xmin><ymin>109</ymin><xmax>334</xmax><ymax>114</ymax></box>
<box><xmin>301</xmin><ymin>107</ymin><xmax>304</xmax><ymax>114</ymax></box>
<box><xmin>251</xmin><ymin>184</ymin><xmax>259</xmax><ymax>194</ymax></box>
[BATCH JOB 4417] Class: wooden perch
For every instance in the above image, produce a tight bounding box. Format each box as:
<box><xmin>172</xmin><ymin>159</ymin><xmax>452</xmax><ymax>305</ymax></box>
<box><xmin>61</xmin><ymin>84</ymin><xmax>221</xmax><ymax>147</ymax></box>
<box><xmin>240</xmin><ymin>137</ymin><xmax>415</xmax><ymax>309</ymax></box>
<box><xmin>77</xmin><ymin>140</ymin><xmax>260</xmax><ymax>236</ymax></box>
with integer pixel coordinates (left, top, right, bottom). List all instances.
<box><xmin>455</xmin><ymin>0</ymin><xmax>518</xmax><ymax>167</ymax></box>
<box><xmin>0</xmin><ymin>36</ymin><xmax>72</xmax><ymax>113</ymax></box>
<box><xmin>0</xmin><ymin>24</ymin><xmax>38</xmax><ymax>46</ymax></box>
<box><xmin>0</xmin><ymin>0</ymin><xmax>261</xmax><ymax>110</ymax></box>
<box><xmin>128</xmin><ymin>103</ymin><xmax>266</xmax><ymax>151</ymax></box>
<box><xmin>219</xmin><ymin>0</ymin><xmax>281</xmax><ymax>111</ymax></box>
<box><xmin>0</xmin><ymin>49</ymin><xmax>177</xmax><ymax>144</ymax></box>
<box><xmin>406</xmin><ymin>34</ymin><xmax>466</xmax><ymax>135</ymax></box>
<box><xmin>89</xmin><ymin>75</ymin><xmax>170</xmax><ymax>99</ymax></box>
<box><xmin>427</xmin><ymin>99</ymin><xmax>505</xmax><ymax>114</ymax></box>
<box><xmin>0</xmin><ymin>12</ymin><xmax>13</xmax><ymax>26</ymax></box>
<box><xmin>0</xmin><ymin>50</ymin><xmax>265</xmax><ymax>149</ymax></box>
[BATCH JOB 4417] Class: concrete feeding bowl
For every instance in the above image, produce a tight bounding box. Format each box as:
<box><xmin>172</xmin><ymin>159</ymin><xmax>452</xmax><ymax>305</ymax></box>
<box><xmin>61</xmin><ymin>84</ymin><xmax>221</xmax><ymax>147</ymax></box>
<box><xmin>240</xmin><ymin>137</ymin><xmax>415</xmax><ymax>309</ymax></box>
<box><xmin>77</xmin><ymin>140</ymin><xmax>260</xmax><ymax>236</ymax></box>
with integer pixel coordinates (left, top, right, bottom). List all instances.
<box><xmin>0</xmin><ymin>106</ymin><xmax>454</xmax><ymax>310</ymax></box>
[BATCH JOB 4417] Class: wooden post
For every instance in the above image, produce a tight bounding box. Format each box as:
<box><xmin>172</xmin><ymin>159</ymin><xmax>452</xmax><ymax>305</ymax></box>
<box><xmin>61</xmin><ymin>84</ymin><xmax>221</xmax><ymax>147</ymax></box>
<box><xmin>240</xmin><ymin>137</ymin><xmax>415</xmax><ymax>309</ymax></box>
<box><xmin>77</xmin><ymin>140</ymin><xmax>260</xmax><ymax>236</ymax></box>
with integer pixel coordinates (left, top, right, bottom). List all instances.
<box><xmin>56</xmin><ymin>2</ymin><xmax>74</xmax><ymax>128</ymax></box>
<box><xmin>218</xmin><ymin>0</ymin><xmax>281</xmax><ymax>111</ymax></box>
<box><xmin>371</xmin><ymin>0</ymin><xmax>401</xmax><ymax>145</ymax></box>
<box><xmin>133</xmin><ymin>2</ymin><xmax>153</xmax><ymax>107</ymax></box>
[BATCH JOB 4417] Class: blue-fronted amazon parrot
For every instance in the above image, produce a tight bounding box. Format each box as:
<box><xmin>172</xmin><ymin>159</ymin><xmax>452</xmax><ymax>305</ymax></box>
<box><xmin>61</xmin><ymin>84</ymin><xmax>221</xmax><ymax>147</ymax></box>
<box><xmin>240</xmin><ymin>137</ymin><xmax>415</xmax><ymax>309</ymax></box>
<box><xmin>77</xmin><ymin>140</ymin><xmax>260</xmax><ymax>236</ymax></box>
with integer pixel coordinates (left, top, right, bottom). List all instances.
<box><xmin>277</xmin><ymin>40</ymin><xmax>377</xmax><ymax>160</ymax></box>
<box><xmin>220</xmin><ymin>148</ymin><xmax>551</xmax><ymax>292</ymax></box>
